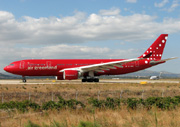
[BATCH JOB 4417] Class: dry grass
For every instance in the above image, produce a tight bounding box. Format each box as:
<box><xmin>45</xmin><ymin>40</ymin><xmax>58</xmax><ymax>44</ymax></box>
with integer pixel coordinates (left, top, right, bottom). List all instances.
<box><xmin>1</xmin><ymin>107</ymin><xmax>180</xmax><ymax>127</ymax></box>
<box><xmin>0</xmin><ymin>79</ymin><xmax>180</xmax><ymax>127</ymax></box>
<box><xmin>0</xmin><ymin>79</ymin><xmax>180</xmax><ymax>93</ymax></box>
<box><xmin>0</xmin><ymin>79</ymin><xmax>180</xmax><ymax>103</ymax></box>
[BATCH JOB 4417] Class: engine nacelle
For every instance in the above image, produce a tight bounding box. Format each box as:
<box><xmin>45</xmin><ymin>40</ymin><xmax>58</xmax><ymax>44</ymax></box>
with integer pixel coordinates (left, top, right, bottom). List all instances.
<box><xmin>63</xmin><ymin>70</ymin><xmax>80</xmax><ymax>80</ymax></box>
<box><xmin>55</xmin><ymin>76</ymin><xmax>64</xmax><ymax>80</ymax></box>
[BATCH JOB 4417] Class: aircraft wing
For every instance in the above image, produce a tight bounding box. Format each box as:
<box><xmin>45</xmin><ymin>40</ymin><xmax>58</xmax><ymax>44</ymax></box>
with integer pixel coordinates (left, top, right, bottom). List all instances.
<box><xmin>78</xmin><ymin>58</ymin><xmax>141</xmax><ymax>73</ymax></box>
<box><xmin>60</xmin><ymin>57</ymin><xmax>144</xmax><ymax>73</ymax></box>
<box><xmin>60</xmin><ymin>53</ymin><xmax>152</xmax><ymax>73</ymax></box>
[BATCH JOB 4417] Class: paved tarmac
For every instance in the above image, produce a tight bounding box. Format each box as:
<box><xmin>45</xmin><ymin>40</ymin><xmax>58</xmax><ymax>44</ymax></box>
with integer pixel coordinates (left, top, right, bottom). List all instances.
<box><xmin>0</xmin><ymin>79</ymin><xmax>179</xmax><ymax>85</ymax></box>
<box><xmin>101</xmin><ymin>80</ymin><xmax>180</xmax><ymax>84</ymax></box>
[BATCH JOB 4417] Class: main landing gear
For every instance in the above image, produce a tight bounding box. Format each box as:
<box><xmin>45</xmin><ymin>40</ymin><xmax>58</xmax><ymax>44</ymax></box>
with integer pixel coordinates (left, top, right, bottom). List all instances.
<box><xmin>82</xmin><ymin>78</ymin><xmax>99</xmax><ymax>82</ymax></box>
<box><xmin>82</xmin><ymin>71</ymin><xmax>99</xmax><ymax>82</ymax></box>
<box><xmin>22</xmin><ymin>76</ymin><xmax>26</xmax><ymax>83</ymax></box>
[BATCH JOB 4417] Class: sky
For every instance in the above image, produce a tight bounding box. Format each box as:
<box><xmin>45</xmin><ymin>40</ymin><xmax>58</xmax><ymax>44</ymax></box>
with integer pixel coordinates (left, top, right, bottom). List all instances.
<box><xmin>0</xmin><ymin>0</ymin><xmax>180</xmax><ymax>74</ymax></box>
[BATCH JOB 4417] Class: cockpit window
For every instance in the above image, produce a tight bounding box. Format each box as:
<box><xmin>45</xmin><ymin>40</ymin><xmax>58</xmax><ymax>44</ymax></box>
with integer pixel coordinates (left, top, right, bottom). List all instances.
<box><xmin>9</xmin><ymin>64</ymin><xmax>14</xmax><ymax>66</ymax></box>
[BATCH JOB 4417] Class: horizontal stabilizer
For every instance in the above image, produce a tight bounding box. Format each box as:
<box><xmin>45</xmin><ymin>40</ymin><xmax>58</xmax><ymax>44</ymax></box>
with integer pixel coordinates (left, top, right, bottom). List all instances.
<box><xmin>160</xmin><ymin>57</ymin><xmax>178</xmax><ymax>62</ymax></box>
<box><xmin>150</xmin><ymin>57</ymin><xmax>178</xmax><ymax>64</ymax></box>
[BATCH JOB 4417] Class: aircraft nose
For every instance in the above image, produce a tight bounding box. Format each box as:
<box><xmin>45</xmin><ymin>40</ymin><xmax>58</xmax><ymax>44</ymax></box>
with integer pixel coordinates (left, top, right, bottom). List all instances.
<box><xmin>4</xmin><ymin>64</ymin><xmax>15</xmax><ymax>73</ymax></box>
<box><xmin>4</xmin><ymin>66</ymin><xmax>9</xmax><ymax>72</ymax></box>
<box><xmin>4</xmin><ymin>62</ymin><xmax>19</xmax><ymax>74</ymax></box>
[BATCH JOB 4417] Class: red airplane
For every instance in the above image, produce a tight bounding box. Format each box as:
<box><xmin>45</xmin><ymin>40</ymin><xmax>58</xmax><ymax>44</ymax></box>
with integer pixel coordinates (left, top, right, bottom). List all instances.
<box><xmin>4</xmin><ymin>34</ymin><xmax>177</xmax><ymax>82</ymax></box>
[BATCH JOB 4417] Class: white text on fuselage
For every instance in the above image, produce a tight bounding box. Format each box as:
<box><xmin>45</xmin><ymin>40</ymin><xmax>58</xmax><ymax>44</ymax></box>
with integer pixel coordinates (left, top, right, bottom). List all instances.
<box><xmin>27</xmin><ymin>66</ymin><xmax>57</xmax><ymax>70</ymax></box>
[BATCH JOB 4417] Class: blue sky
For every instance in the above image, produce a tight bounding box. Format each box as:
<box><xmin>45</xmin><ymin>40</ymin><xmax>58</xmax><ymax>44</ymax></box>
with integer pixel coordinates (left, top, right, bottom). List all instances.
<box><xmin>0</xmin><ymin>0</ymin><xmax>179</xmax><ymax>73</ymax></box>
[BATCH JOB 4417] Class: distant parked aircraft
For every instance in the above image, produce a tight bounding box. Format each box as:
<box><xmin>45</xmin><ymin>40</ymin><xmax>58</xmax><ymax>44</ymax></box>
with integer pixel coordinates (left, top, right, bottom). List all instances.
<box><xmin>150</xmin><ymin>72</ymin><xmax>162</xmax><ymax>80</ymax></box>
<box><xmin>4</xmin><ymin>34</ymin><xmax>177</xmax><ymax>82</ymax></box>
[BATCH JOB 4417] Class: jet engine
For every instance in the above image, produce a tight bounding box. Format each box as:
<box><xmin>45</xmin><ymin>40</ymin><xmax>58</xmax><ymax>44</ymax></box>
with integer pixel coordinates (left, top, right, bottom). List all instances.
<box><xmin>63</xmin><ymin>70</ymin><xmax>81</xmax><ymax>80</ymax></box>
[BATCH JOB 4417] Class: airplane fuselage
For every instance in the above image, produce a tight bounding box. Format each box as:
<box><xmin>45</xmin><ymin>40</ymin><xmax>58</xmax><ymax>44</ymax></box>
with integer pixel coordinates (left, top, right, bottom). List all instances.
<box><xmin>4</xmin><ymin>59</ymin><xmax>161</xmax><ymax>77</ymax></box>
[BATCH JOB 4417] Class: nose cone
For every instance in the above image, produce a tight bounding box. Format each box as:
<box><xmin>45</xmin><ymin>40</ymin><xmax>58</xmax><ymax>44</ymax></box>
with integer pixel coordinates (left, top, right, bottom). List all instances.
<box><xmin>4</xmin><ymin>66</ymin><xmax>9</xmax><ymax>72</ymax></box>
<box><xmin>4</xmin><ymin>63</ymin><xmax>16</xmax><ymax>73</ymax></box>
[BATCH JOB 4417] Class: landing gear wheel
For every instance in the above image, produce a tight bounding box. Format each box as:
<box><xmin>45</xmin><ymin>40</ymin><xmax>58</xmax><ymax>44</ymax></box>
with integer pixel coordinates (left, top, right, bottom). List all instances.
<box><xmin>94</xmin><ymin>78</ymin><xmax>99</xmax><ymax>82</ymax></box>
<box><xmin>22</xmin><ymin>76</ymin><xmax>26</xmax><ymax>83</ymax></box>
<box><xmin>87</xmin><ymin>78</ymin><xmax>94</xmax><ymax>82</ymax></box>
<box><xmin>82</xmin><ymin>78</ymin><xmax>87</xmax><ymax>82</ymax></box>
<box><xmin>23</xmin><ymin>79</ymin><xmax>26</xmax><ymax>83</ymax></box>
<box><xmin>81</xmin><ymin>78</ymin><xmax>99</xmax><ymax>82</ymax></box>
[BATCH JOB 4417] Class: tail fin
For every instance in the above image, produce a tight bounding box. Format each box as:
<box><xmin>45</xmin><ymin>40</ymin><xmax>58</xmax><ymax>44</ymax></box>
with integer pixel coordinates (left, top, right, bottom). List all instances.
<box><xmin>139</xmin><ymin>34</ymin><xmax>168</xmax><ymax>61</ymax></box>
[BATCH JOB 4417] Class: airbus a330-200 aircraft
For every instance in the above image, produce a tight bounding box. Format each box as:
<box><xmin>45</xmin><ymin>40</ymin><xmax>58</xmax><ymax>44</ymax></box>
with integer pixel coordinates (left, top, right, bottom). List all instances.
<box><xmin>4</xmin><ymin>34</ymin><xmax>177</xmax><ymax>82</ymax></box>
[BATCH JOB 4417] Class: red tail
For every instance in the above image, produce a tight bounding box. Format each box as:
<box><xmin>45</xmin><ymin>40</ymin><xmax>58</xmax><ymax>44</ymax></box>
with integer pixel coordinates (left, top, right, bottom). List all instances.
<box><xmin>139</xmin><ymin>34</ymin><xmax>168</xmax><ymax>61</ymax></box>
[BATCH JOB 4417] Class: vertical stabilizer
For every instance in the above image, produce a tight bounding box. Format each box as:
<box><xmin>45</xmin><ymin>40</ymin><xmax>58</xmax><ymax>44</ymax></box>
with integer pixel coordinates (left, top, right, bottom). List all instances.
<box><xmin>139</xmin><ymin>34</ymin><xmax>168</xmax><ymax>60</ymax></box>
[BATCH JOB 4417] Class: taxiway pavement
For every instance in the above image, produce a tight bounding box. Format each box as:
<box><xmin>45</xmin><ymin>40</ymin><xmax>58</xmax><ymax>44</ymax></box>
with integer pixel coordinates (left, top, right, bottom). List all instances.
<box><xmin>0</xmin><ymin>79</ymin><xmax>179</xmax><ymax>85</ymax></box>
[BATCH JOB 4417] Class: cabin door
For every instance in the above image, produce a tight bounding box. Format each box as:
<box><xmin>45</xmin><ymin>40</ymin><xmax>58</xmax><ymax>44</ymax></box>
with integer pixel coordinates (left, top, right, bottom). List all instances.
<box><xmin>19</xmin><ymin>61</ymin><xmax>25</xmax><ymax>69</ymax></box>
<box><xmin>47</xmin><ymin>61</ymin><xmax>51</xmax><ymax>67</ymax></box>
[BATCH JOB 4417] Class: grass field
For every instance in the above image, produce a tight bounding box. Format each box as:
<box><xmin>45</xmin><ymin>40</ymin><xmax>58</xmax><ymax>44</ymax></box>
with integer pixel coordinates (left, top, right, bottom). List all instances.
<box><xmin>0</xmin><ymin>79</ymin><xmax>180</xmax><ymax>102</ymax></box>
<box><xmin>0</xmin><ymin>79</ymin><xmax>180</xmax><ymax>127</ymax></box>
<box><xmin>1</xmin><ymin>107</ymin><xmax>180</xmax><ymax>127</ymax></box>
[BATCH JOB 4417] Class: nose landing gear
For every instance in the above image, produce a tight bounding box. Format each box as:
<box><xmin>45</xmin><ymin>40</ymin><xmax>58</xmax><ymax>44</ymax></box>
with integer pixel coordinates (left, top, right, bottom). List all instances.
<box><xmin>22</xmin><ymin>76</ymin><xmax>26</xmax><ymax>83</ymax></box>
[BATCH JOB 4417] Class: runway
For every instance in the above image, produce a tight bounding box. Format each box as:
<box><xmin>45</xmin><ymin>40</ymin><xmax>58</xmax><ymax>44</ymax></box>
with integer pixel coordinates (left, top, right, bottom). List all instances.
<box><xmin>101</xmin><ymin>79</ymin><xmax>180</xmax><ymax>84</ymax></box>
<box><xmin>0</xmin><ymin>79</ymin><xmax>179</xmax><ymax>84</ymax></box>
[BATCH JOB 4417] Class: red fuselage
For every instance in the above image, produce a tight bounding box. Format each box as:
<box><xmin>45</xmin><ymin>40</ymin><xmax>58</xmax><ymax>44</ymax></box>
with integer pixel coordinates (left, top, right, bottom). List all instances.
<box><xmin>4</xmin><ymin>59</ymin><xmax>161</xmax><ymax>77</ymax></box>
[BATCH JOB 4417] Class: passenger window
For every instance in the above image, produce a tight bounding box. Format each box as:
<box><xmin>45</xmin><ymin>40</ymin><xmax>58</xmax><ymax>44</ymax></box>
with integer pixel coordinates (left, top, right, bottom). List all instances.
<box><xmin>10</xmin><ymin>64</ymin><xmax>14</xmax><ymax>66</ymax></box>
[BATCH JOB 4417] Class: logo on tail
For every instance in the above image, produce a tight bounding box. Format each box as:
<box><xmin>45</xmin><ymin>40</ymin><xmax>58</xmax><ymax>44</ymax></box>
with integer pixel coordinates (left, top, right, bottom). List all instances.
<box><xmin>139</xmin><ymin>34</ymin><xmax>168</xmax><ymax>61</ymax></box>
